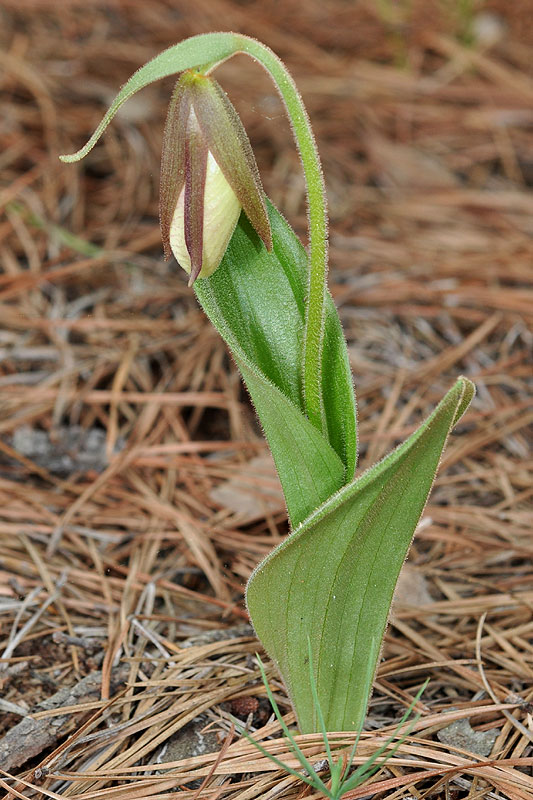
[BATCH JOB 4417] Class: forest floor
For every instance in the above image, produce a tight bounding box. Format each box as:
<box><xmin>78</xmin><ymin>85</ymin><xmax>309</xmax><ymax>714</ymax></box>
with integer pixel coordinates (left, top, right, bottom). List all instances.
<box><xmin>0</xmin><ymin>1</ymin><xmax>532</xmax><ymax>799</ymax></box>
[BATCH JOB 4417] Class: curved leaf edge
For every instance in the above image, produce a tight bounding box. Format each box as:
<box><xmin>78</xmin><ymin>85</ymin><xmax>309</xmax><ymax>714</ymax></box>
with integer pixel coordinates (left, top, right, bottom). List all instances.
<box><xmin>194</xmin><ymin>201</ymin><xmax>358</xmax><ymax>524</ymax></box>
<box><xmin>268</xmin><ymin>203</ymin><xmax>357</xmax><ymax>476</ymax></box>
<box><xmin>251</xmin><ymin>376</ymin><xmax>474</xmax><ymax>565</ymax></box>
<box><xmin>197</xmin><ymin>201</ymin><xmax>356</xmax><ymax>476</ymax></box>
<box><xmin>236</xmin><ymin>354</ymin><xmax>346</xmax><ymax>526</ymax></box>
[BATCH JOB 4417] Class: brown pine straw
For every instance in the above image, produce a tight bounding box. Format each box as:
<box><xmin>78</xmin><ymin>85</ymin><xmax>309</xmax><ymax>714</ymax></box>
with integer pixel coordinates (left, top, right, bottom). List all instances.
<box><xmin>0</xmin><ymin>1</ymin><xmax>532</xmax><ymax>799</ymax></box>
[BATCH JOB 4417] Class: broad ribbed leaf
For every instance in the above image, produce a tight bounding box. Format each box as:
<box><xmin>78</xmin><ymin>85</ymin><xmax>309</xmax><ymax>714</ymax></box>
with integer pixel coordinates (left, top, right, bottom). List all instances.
<box><xmin>246</xmin><ymin>377</ymin><xmax>474</xmax><ymax>732</ymax></box>
<box><xmin>195</xmin><ymin>201</ymin><xmax>356</xmax><ymax>525</ymax></box>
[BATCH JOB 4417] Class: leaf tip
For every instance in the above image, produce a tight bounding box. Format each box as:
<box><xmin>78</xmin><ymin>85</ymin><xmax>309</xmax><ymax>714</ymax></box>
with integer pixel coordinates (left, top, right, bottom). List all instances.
<box><xmin>453</xmin><ymin>376</ymin><xmax>476</xmax><ymax>426</ymax></box>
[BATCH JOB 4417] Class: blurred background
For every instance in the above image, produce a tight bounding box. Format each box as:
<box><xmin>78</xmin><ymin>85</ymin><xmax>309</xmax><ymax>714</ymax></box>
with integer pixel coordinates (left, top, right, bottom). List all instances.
<box><xmin>0</xmin><ymin>1</ymin><xmax>532</xmax><ymax>797</ymax></box>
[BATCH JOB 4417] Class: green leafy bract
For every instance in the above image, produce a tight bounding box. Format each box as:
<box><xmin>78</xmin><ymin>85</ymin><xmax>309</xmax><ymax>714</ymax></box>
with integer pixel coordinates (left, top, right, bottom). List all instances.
<box><xmin>60</xmin><ymin>34</ymin><xmax>244</xmax><ymax>164</ymax></box>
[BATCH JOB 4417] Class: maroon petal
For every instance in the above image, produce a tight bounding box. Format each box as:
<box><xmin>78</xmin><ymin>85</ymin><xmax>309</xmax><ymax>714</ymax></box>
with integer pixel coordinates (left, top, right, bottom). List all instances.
<box><xmin>184</xmin><ymin>111</ymin><xmax>208</xmax><ymax>285</ymax></box>
<box><xmin>191</xmin><ymin>76</ymin><xmax>272</xmax><ymax>252</ymax></box>
<box><xmin>159</xmin><ymin>77</ymin><xmax>191</xmax><ymax>261</ymax></box>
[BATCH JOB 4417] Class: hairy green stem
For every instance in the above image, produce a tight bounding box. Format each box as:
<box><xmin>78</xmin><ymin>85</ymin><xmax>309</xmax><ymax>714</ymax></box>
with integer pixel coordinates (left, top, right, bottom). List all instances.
<box><xmin>231</xmin><ymin>35</ymin><xmax>328</xmax><ymax>432</ymax></box>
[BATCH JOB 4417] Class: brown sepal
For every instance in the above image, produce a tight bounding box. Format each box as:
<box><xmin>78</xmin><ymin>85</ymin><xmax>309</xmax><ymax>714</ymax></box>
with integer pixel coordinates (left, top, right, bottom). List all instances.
<box><xmin>159</xmin><ymin>76</ymin><xmax>191</xmax><ymax>261</ymax></box>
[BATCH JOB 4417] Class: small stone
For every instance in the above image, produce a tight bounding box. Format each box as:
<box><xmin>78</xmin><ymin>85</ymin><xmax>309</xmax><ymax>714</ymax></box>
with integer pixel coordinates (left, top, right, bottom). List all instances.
<box><xmin>155</xmin><ymin>716</ymin><xmax>219</xmax><ymax>766</ymax></box>
<box><xmin>437</xmin><ymin>716</ymin><xmax>499</xmax><ymax>757</ymax></box>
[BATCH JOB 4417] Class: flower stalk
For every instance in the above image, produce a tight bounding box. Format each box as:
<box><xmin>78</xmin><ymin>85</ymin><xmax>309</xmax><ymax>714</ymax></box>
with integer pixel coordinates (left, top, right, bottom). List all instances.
<box><xmin>231</xmin><ymin>36</ymin><xmax>329</xmax><ymax>434</ymax></box>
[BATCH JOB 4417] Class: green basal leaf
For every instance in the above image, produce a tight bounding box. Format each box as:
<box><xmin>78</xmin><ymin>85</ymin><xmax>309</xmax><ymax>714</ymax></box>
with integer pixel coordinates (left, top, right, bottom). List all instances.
<box><xmin>246</xmin><ymin>377</ymin><xmax>474</xmax><ymax>733</ymax></box>
<box><xmin>194</xmin><ymin>201</ymin><xmax>356</xmax><ymax>526</ymax></box>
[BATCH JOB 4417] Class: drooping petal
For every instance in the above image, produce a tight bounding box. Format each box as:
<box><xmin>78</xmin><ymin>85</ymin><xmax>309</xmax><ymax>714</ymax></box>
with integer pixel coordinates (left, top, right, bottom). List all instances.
<box><xmin>159</xmin><ymin>76</ymin><xmax>191</xmax><ymax>261</ymax></box>
<box><xmin>183</xmin><ymin>110</ymin><xmax>208</xmax><ymax>284</ymax></box>
<box><xmin>190</xmin><ymin>75</ymin><xmax>272</xmax><ymax>252</ymax></box>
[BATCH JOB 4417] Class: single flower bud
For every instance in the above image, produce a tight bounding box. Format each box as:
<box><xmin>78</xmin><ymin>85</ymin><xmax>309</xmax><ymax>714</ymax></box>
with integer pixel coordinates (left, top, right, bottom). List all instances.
<box><xmin>160</xmin><ymin>70</ymin><xmax>272</xmax><ymax>284</ymax></box>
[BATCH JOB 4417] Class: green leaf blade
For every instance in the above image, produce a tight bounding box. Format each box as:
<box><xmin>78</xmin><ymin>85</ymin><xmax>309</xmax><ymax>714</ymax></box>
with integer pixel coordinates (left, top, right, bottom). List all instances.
<box><xmin>236</xmin><ymin>357</ymin><xmax>346</xmax><ymax>526</ymax></box>
<box><xmin>321</xmin><ymin>289</ymin><xmax>357</xmax><ymax>479</ymax></box>
<box><xmin>195</xmin><ymin>201</ymin><xmax>357</xmax><ymax>525</ymax></box>
<box><xmin>246</xmin><ymin>378</ymin><xmax>474</xmax><ymax>732</ymax></box>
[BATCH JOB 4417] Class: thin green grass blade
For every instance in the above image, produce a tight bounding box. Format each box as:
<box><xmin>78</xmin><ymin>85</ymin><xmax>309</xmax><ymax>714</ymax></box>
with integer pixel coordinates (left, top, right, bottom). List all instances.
<box><xmin>255</xmin><ymin>657</ymin><xmax>325</xmax><ymax>784</ymax></box>
<box><xmin>340</xmin><ymin>715</ymin><xmax>419</xmax><ymax>792</ymax></box>
<box><xmin>340</xmin><ymin>724</ymin><xmax>417</xmax><ymax>793</ymax></box>
<box><xmin>339</xmin><ymin>680</ymin><xmax>427</xmax><ymax>792</ymax></box>
<box><xmin>231</xmin><ymin>720</ymin><xmax>327</xmax><ymax>792</ymax></box>
<box><xmin>232</xmin><ymin>655</ymin><xmax>332</xmax><ymax>797</ymax></box>
<box><xmin>330</xmin><ymin>760</ymin><xmax>344</xmax><ymax>799</ymax></box>
<box><xmin>234</xmin><ymin>663</ymin><xmax>427</xmax><ymax>800</ymax></box>
<box><xmin>342</xmin><ymin>727</ymin><xmax>364</xmax><ymax>785</ymax></box>
<box><xmin>247</xmin><ymin>378</ymin><xmax>474</xmax><ymax>732</ymax></box>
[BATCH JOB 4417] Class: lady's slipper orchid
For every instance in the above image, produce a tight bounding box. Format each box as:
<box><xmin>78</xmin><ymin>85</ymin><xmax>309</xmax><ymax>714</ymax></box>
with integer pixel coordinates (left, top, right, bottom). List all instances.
<box><xmin>160</xmin><ymin>70</ymin><xmax>272</xmax><ymax>284</ymax></box>
<box><xmin>60</xmin><ymin>32</ymin><xmax>476</xmax><ymax>739</ymax></box>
